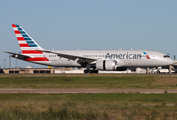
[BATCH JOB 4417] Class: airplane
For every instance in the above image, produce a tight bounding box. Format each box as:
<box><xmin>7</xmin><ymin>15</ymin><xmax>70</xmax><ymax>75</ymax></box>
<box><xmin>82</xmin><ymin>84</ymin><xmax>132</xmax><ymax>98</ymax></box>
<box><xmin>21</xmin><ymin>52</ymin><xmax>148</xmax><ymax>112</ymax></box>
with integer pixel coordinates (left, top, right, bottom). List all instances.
<box><xmin>4</xmin><ymin>24</ymin><xmax>174</xmax><ymax>73</ymax></box>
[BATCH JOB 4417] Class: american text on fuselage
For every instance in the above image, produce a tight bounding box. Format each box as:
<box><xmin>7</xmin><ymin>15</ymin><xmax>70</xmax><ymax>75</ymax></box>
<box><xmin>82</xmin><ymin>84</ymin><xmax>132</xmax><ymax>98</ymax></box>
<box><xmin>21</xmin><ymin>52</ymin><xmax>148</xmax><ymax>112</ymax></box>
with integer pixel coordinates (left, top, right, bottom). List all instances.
<box><xmin>105</xmin><ymin>53</ymin><xmax>141</xmax><ymax>59</ymax></box>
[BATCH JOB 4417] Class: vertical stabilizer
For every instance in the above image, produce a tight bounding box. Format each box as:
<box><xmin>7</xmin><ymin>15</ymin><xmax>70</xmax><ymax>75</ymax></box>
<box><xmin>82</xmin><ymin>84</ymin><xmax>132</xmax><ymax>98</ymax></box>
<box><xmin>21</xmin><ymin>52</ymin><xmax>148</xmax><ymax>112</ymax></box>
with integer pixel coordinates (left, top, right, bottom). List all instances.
<box><xmin>12</xmin><ymin>24</ymin><xmax>49</xmax><ymax>62</ymax></box>
<box><xmin>12</xmin><ymin>24</ymin><xmax>43</xmax><ymax>54</ymax></box>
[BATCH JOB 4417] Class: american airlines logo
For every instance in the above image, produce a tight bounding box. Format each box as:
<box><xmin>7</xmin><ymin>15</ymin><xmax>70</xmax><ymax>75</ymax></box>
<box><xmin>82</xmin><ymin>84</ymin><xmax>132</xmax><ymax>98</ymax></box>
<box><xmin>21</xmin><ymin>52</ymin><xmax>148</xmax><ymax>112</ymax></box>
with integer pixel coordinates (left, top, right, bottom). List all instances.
<box><xmin>105</xmin><ymin>52</ymin><xmax>150</xmax><ymax>59</ymax></box>
<box><xmin>143</xmin><ymin>51</ymin><xmax>150</xmax><ymax>59</ymax></box>
<box><xmin>105</xmin><ymin>53</ymin><xmax>142</xmax><ymax>59</ymax></box>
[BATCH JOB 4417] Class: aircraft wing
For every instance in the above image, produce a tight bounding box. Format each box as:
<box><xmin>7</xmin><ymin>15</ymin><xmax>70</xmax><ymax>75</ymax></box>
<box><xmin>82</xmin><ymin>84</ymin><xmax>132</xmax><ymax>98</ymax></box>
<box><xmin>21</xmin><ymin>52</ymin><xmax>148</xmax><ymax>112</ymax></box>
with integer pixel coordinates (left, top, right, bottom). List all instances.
<box><xmin>37</xmin><ymin>50</ymin><xmax>97</xmax><ymax>66</ymax></box>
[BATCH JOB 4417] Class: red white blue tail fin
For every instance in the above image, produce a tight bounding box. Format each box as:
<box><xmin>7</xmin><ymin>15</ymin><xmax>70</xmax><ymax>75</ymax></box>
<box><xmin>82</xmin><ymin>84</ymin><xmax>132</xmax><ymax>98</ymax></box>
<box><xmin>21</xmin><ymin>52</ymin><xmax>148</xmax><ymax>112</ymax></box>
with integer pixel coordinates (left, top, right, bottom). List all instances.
<box><xmin>12</xmin><ymin>24</ymin><xmax>43</xmax><ymax>54</ymax></box>
<box><xmin>11</xmin><ymin>24</ymin><xmax>49</xmax><ymax>62</ymax></box>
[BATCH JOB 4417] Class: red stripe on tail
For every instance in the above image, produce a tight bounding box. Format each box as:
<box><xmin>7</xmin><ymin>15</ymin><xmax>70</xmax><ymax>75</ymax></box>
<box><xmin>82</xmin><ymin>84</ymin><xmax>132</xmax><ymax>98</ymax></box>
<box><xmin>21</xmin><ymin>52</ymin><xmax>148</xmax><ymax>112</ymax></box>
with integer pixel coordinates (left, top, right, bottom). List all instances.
<box><xmin>12</xmin><ymin>24</ymin><xmax>16</xmax><ymax>27</ymax></box>
<box><xmin>17</xmin><ymin>37</ymin><xmax>25</xmax><ymax>40</ymax></box>
<box><xmin>14</xmin><ymin>30</ymin><xmax>21</xmax><ymax>34</ymax></box>
<box><xmin>19</xmin><ymin>44</ymin><xmax>29</xmax><ymax>47</ymax></box>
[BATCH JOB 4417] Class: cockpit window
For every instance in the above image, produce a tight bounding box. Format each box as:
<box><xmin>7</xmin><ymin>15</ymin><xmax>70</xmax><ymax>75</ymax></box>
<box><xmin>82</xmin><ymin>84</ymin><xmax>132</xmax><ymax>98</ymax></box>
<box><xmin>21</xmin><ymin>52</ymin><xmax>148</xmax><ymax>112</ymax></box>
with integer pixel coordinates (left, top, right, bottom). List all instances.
<box><xmin>164</xmin><ymin>54</ymin><xmax>170</xmax><ymax>58</ymax></box>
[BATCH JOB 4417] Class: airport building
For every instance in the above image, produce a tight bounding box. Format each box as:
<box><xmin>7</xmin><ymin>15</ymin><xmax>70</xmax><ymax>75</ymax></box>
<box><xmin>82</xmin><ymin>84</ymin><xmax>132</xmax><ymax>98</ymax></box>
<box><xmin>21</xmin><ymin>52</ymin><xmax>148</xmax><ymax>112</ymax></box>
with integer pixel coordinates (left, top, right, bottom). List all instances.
<box><xmin>0</xmin><ymin>68</ymin><xmax>73</xmax><ymax>74</ymax></box>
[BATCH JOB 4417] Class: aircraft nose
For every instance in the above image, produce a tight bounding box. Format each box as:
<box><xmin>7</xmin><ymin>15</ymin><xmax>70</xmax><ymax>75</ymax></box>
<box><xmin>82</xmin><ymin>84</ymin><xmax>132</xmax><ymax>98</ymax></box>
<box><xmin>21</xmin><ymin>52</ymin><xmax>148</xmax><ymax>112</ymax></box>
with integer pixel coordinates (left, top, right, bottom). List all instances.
<box><xmin>170</xmin><ymin>59</ymin><xmax>174</xmax><ymax>65</ymax></box>
<box><xmin>168</xmin><ymin>58</ymin><xmax>174</xmax><ymax>65</ymax></box>
<box><xmin>163</xmin><ymin>58</ymin><xmax>174</xmax><ymax>66</ymax></box>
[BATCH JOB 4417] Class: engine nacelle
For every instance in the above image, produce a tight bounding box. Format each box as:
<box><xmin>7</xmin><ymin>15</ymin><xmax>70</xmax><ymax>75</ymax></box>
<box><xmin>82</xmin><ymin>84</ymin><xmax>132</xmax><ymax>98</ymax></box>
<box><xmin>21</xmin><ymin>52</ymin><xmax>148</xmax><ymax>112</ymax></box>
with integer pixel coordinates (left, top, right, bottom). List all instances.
<box><xmin>96</xmin><ymin>60</ymin><xmax>117</xmax><ymax>71</ymax></box>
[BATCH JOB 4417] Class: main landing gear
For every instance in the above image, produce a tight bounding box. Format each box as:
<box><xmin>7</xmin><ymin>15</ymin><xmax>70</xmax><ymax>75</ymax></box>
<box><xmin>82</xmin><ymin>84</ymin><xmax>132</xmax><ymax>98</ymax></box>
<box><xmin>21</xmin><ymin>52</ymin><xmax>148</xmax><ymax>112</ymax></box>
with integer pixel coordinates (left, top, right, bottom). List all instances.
<box><xmin>84</xmin><ymin>69</ymin><xmax>99</xmax><ymax>74</ymax></box>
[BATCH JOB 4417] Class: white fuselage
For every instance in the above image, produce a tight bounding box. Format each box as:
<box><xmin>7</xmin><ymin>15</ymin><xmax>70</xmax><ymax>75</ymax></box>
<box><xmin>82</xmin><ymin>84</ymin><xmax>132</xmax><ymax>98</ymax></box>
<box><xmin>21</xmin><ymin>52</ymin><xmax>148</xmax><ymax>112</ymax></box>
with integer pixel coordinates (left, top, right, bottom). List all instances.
<box><xmin>28</xmin><ymin>50</ymin><xmax>174</xmax><ymax>68</ymax></box>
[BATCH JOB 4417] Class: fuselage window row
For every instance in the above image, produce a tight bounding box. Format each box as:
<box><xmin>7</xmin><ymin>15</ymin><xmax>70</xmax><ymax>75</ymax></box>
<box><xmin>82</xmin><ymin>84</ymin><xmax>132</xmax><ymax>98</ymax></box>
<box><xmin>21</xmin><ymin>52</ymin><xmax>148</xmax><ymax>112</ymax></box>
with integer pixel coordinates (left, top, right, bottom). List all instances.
<box><xmin>83</xmin><ymin>55</ymin><xmax>105</xmax><ymax>57</ymax></box>
<box><xmin>49</xmin><ymin>55</ymin><xmax>57</xmax><ymax>57</ymax></box>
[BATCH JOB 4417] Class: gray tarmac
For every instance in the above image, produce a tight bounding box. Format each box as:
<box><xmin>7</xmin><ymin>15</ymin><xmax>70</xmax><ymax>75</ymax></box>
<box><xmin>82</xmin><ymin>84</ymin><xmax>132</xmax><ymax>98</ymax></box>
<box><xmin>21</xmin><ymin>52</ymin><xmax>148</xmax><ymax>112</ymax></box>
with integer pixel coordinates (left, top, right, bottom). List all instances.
<box><xmin>0</xmin><ymin>89</ymin><xmax>177</xmax><ymax>93</ymax></box>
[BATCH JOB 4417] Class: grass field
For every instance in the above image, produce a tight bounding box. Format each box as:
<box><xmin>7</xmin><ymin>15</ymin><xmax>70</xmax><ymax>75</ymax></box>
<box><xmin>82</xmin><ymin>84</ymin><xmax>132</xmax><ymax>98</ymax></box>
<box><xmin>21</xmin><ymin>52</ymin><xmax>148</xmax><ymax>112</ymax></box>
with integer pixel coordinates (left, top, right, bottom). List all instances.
<box><xmin>0</xmin><ymin>74</ymin><xmax>177</xmax><ymax>119</ymax></box>
<box><xmin>0</xmin><ymin>93</ymin><xmax>177</xmax><ymax>120</ymax></box>
<box><xmin>0</xmin><ymin>74</ymin><xmax>176</xmax><ymax>89</ymax></box>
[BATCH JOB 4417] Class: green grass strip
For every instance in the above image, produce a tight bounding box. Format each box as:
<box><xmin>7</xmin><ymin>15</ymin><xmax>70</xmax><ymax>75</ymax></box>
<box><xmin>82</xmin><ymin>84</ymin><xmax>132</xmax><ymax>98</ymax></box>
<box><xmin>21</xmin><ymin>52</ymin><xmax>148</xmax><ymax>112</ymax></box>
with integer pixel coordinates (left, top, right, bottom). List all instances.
<box><xmin>0</xmin><ymin>75</ymin><xmax>176</xmax><ymax>89</ymax></box>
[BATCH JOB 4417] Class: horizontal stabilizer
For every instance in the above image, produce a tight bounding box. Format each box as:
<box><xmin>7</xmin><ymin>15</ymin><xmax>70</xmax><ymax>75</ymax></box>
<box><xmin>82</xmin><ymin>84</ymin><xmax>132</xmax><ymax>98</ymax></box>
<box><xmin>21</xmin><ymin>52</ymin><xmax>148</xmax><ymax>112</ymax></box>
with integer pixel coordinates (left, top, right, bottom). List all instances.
<box><xmin>3</xmin><ymin>51</ymin><xmax>30</xmax><ymax>58</ymax></box>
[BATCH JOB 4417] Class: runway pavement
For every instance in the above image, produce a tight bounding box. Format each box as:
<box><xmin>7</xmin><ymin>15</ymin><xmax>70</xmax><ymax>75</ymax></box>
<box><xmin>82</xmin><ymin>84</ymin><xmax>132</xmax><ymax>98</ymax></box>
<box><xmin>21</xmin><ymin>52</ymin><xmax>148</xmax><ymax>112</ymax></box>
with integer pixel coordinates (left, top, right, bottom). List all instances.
<box><xmin>0</xmin><ymin>89</ymin><xmax>177</xmax><ymax>93</ymax></box>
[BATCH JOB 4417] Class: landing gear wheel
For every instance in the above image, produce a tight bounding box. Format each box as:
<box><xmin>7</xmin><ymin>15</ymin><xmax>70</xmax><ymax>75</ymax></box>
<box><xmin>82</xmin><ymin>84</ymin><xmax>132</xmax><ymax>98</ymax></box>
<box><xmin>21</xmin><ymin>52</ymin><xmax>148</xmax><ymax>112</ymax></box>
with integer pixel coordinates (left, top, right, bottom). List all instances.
<box><xmin>89</xmin><ymin>70</ymin><xmax>94</xmax><ymax>73</ymax></box>
<box><xmin>84</xmin><ymin>69</ymin><xmax>99</xmax><ymax>74</ymax></box>
<box><xmin>84</xmin><ymin>70</ymin><xmax>89</xmax><ymax>74</ymax></box>
<box><xmin>94</xmin><ymin>70</ymin><xmax>99</xmax><ymax>74</ymax></box>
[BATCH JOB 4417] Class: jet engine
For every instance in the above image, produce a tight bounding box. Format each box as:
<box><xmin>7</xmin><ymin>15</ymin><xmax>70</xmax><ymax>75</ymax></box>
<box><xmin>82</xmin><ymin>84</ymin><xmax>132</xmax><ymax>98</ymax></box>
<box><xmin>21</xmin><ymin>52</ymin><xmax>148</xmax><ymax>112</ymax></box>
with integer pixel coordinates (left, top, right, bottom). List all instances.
<box><xmin>96</xmin><ymin>60</ymin><xmax>127</xmax><ymax>71</ymax></box>
<box><xmin>96</xmin><ymin>60</ymin><xmax>117</xmax><ymax>71</ymax></box>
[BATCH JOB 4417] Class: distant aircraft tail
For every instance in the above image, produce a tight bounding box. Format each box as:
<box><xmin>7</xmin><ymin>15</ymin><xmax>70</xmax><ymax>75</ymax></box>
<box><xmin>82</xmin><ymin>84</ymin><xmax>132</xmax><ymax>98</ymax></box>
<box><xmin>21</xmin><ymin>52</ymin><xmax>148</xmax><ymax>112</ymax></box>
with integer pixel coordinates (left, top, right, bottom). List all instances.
<box><xmin>11</xmin><ymin>24</ymin><xmax>49</xmax><ymax>61</ymax></box>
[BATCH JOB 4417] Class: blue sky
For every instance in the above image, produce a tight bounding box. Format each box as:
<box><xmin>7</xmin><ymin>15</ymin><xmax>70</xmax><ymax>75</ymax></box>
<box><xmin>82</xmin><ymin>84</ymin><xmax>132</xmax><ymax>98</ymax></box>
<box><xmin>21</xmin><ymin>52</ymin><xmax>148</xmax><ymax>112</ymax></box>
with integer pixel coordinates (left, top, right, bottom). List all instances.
<box><xmin>0</xmin><ymin>0</ymin><xmax>177</xmax><ymax>68</ymax></box>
